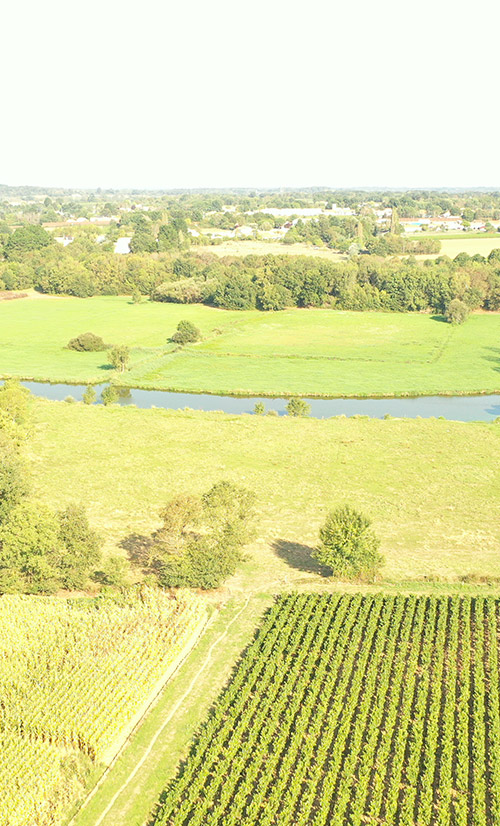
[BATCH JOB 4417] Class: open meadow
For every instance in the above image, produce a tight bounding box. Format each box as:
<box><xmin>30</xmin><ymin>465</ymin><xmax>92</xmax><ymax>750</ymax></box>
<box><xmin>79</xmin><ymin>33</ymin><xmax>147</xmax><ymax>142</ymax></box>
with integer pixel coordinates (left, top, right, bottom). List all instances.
<box><xmin>416</xmin><ymin>235</ymin><xmax>500</xmax><ymax>260</ymax></box>
<box><xmin>2</xmin><ymin>295</ymin><xmax>500</xmax><ymax>396</ymax></box>
<box><xmin>29</xmin><ymin>399</ymin><xmax>500</xmax><ymax>585</ymax></box>
<box><xmin>194</xmin><ymin>239</ymin><xmax>346</xmax><ymax>260</ymax></box>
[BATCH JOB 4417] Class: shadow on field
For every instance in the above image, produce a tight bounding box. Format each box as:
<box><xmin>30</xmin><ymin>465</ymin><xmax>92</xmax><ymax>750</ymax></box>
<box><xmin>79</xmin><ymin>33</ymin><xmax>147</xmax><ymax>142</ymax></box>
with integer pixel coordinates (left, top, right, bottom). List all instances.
<box><xmin>483</xmin><ymin>346</ymin><xmax>500</xmax><ymax>371</ymax></box>
<box><xmin>119</xmin><ymin>533</ymin><xmax>155</xmax><ymax>569</ymax></box>
<box><xmin>430</xmin><ymin>315</ymin><xmax>448</xmax><ymax>324</ymax></box>
<box><xmin>271</xmin><ymin>539</ymin><xmax>329</xmax><ymax>576</ymax></box>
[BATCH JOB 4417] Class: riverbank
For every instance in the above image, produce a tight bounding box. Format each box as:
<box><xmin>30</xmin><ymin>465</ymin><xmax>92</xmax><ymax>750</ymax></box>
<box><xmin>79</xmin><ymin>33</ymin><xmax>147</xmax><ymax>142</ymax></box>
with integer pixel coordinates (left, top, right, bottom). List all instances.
<box><xmin>15</xmin><ymin>381</ymin><xmax>500</xmax><ymax>421</ymax></box>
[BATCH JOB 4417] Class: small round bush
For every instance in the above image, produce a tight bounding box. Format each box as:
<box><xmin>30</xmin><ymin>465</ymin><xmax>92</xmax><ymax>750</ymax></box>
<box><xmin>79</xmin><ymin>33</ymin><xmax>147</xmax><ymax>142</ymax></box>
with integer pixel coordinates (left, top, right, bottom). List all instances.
<box><xmin>67</xmin><ymin>332</ymin><xmax>107</xmax><ymax>352</ymax></box>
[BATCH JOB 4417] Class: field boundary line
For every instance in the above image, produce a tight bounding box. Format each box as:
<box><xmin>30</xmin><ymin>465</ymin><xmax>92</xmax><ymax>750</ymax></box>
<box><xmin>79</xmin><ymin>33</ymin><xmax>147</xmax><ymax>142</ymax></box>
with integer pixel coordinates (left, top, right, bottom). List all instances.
<box><xmin>89</xmin><ymin>595</ymin><xmax>252</xmax><ymax>826</ymax></box>
<box><xmin>66</xmin><ymin>609</ymin><xmax>212</xmax><ymax>826</ymax></box>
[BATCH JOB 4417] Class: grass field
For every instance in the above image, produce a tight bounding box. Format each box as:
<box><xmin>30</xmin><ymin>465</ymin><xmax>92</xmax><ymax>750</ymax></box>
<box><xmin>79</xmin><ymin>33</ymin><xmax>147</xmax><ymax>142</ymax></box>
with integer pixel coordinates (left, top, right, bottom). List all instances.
<box><xmin>2</xmin><ymin>295</ymin><xmax>500</xmax><ymax>396</ymax></box>
<box><xmin>29</xmin><ymin>400</ymin><xmax>500</xmax><ymax>584</ymax></box>
<box><xmin>151</xmin><ymin>593</ymin><xmax>500</xmax><ymax>826</ymax></box>
<box><xmin>195</xmin><ymin>239</ymin><xmax>346</xmax><ymax>260</ymax></box>
<box><xmin>417</xmin><ymin>236</ymin><xmax>500</xmax><ymax>260</ymax></box>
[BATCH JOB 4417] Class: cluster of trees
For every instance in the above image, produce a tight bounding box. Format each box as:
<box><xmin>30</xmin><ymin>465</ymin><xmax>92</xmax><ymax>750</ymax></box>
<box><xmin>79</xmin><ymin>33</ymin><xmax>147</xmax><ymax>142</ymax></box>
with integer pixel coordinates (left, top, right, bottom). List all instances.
<box><xmin>153</xmin><ymin>250</ymin><xmax>500</xmax><ymax>314</ymax></box>
<box><xmin>137</xmin><ymin>481</ymin><xmax>256</xmax><ymax>589</ymax></box>
<box><xmin>0</xmin><ymin>381</ymin><xmax>124</xmax><ymax>593</ymax></box>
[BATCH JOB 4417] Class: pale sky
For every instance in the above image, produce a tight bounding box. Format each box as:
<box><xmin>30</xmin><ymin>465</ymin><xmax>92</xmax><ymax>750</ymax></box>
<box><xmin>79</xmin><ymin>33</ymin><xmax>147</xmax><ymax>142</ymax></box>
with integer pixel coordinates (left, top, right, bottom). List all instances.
<box><xmin>2</xmin><ymin>0</ymin><xmax>499</xmax><ymax>191</ymax></box>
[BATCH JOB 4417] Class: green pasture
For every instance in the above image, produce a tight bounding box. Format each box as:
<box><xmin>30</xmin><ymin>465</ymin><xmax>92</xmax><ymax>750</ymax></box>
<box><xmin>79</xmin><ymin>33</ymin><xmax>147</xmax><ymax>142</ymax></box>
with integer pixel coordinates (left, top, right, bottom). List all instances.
<box><xmin>29</xmin><ymin>400</ymin><xmax>500</xmax><ymax>585</ymax></box>
<box><xmin>1</xmin><ymin>295</ymin><xmax>500</xmax><ymax>396</ymax></box>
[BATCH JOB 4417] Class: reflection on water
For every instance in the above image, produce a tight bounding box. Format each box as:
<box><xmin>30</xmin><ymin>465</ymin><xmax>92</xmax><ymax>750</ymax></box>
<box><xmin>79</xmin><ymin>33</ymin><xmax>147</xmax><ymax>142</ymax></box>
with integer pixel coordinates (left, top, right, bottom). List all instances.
<box><xmin>13</xmin><ymin>381</ymin><xmax>500</xmax><ymax>422</ymax></box>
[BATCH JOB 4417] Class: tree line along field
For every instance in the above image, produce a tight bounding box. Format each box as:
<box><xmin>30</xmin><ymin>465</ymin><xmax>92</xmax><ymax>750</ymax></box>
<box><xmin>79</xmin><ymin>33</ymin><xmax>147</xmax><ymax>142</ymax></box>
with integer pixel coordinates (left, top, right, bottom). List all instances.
<box><xmin>0</xmin><ymin>589</ymin><xmax>205</xmax><ymax>826</ymax></box>
<box><xmin>152</xmin><ymin>593</ymin><xmax>500</xmax><ymax>826</ymax></box>
<box><xmin>2</xmin><ymin>295</ymin><xmax>500</xmax><ymax>396</ymax></box>
<box><xmin>29</xmin><ymin>400</ymin><xmax>500</xmax><ymax>584</ymax></box>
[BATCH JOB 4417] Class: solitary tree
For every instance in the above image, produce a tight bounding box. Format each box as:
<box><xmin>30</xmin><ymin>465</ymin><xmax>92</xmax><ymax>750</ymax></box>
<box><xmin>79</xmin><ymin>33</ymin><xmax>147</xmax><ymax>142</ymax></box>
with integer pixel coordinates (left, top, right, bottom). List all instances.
<box><xmin>312</xmin><ymin>505</ymin><xmax>383</xmax><ymax>580</ymax></box>
<box><xmin>254</xmin><ymin>402</ymin><xmax>265</xmax><ymax>415</ymax></box>
<box><xmin>445</xmin><ymin>299</ymin><xmax>469</xmax><ymax>325</ymax></box>
<box><xmin>109</xmin><ymin>345</ymin><xmax>130</xmax><ymax>372</ymax></box>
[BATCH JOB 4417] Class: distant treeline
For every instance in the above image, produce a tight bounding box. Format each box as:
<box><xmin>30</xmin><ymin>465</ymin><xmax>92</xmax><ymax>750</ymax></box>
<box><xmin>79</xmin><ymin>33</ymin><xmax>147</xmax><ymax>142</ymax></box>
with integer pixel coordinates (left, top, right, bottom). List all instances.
<box><xmin>1</xmin><ymin>228</ymin><xmax>499</xmax><ymax>313</ymax></box>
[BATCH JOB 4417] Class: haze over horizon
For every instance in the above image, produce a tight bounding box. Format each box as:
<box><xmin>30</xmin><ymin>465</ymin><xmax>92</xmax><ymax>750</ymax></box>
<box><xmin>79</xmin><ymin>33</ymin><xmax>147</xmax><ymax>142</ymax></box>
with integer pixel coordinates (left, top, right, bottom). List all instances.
<box><xmin>2</xmin><ymin>0</ymin><xmax>499</xmax><ymax>191</ymax></box>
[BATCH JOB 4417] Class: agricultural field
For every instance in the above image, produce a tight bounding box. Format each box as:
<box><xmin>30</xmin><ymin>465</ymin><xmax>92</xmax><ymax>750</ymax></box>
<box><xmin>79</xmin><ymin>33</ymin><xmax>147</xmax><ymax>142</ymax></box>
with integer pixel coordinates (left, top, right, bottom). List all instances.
<box><xmin>195</xmin><ymin>239</ymin><xmax>346</xmax><ymax>260</ymax></box>
<box><xmin>29</xmin><ymin>400</ymin><xmax>500</xmax><ymax>584</ymax></box>
<box><xmin>0</xmin><ymin>589</ymin><xmax>205</xmax><ymax>826</ymax></box>
<box><xmin>416</xmin><ymin>236</ymin><xmax>500</xmax><ymax>260</ymax></box>
<box><xmin>152</xmin><ymin>593</ymin><xmax>500</xmax><ymax>826</ymax></box>
<box><xmin>2</xmin><ymin>295</ymin><xmax>500</xmax><ymax>396</ymax></box>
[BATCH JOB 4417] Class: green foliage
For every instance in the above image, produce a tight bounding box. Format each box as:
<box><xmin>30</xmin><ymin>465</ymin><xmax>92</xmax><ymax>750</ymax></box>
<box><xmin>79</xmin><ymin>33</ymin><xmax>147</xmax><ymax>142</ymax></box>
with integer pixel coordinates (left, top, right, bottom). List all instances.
<box><xmin>0</xmin><ymin>503</ymin><xmax>61</xmax><ymax>593</ymax></box>
<box><xmin>82</xmin><ymin>385</ymin><xmax>97</xmax><ymax>405</ymax></box>
<box><xmin>131</xmin><ymin>288</ymin><xmax>143</xmax><ymax>304</ymax></box>
<box><xmin>101</xmin><ymin>385</ymin><xmax>119</xmax><ymax>405</ymax></box>
<box><xmin>152</xmin><ymin>594</ymin><xmax>498</xmax><ymax>826</ymax></box>
<box><xmin>67</xmin><ymin>332</ymin><xmax>107</xmax><ymax>352</ymax></box>
<box><xmin>254</xmin><ymin>402</ymin><xmax>265</xmax><ymax>415</ymax></box>
<box><xmin>286</xmin><ymin>397</ymin><xmax>311</xmax><ymax>417</ymax></box>
<box><xmin>109</xmin><ymin>344</ymin><xmax>130</xmax><ymax>371</ymax></box>
<box><xmin>58</xmin><ymin>504</ymin><xmax>102</xmax><ymax>589</ymax></box>
<box><xmin>171</xmin><ymin>320</ymin><xmax>202</xmax><ymax>344</ymax></box>
<box><xmin>0</xmin><ymin>442</ymin><xmax>29</xmax><ymax>524</ymax></box>
<box><xmin>153</xmin><ymin>481</ymin><xmax>256</xmax><ymax>589</ymax></box>
<box><xmin>445</xmin><ymin>298</ymin><xmax>470</xmax><ymax>325</ymax></box>
<box><xmin>312</xmin><ymin>505</ymin><xmax>383</xmax><ymax>579</ymax></box>
<box><xmin>4</xmin><ymin>225</ymin><xmax>53</xmax><ymax>259</ymax></box>
<box><xmin>93</xmin><ymin>555</ymin><xmax>130</xmax><ymax>587</ymax></box>
<box><xmin>212</xmin><ymin>272</ymin><xmax>256</xmax><ymax>310</ymax></box>
<box><xmin>0</xmin><ymin>500</ymin><xmax>103</xmax><ymax>593</ymax></box>
<box><xmin>0</xmin><ymin>379</ymin><xmax>32</xmax><ymax>428</ymax></box>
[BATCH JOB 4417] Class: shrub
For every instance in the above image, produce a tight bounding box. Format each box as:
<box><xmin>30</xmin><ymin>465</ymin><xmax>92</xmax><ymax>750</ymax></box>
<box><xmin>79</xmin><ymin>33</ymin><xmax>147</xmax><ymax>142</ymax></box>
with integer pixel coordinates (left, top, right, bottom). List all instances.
<box><xmin>170</xmin><ymin>320</ymin><xmax>202</xmax><ymax>344</ymax></box>
<box><xmin>67</xmin><ymin>332</ymin><xmax>107</xmax><ymax>352</ymax></box>
<box><xmin>0</xmin><ymin>380</ymin><xmax>32</xmax><ymax>428</ymax></box>
<box><xmin>101</xmin><ymin>386</ymin><xmax>119</xmax><ymax>406</ymax></box>
<box><xmin>254</xmin><ymin>402</ymin><xmax>265</xmax><ymax>415</ymax></box>
<box><xmin>312</xmin><ymin>505</ymin><xmax>383</xmax><ymax>579</ymax></box>
<box><xmin>286</xmin><ymin>397</ymin><xmax>311</xmax><ymax>417</ymax></box>
<box><xmin>445</xmin><ymin>299</ymin><xmax>470</xmax><ymax>325</ymax></box>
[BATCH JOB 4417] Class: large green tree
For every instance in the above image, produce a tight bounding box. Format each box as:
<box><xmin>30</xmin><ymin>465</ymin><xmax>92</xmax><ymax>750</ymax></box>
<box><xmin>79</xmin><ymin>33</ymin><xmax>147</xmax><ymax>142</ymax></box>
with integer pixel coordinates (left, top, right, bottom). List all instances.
<box><xmin>312</xmin><ymin>505</ymin><xmax>383</xmax><ymax>580</ymax></box>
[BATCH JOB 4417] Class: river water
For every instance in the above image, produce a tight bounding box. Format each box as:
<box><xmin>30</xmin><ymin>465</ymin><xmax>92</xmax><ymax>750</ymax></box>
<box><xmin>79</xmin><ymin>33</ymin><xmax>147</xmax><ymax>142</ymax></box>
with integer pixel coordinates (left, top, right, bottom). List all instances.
<box><xmin>16</xmin><ymin>381</ymin><xmax>500</xmax><ymax>422</ymax></box>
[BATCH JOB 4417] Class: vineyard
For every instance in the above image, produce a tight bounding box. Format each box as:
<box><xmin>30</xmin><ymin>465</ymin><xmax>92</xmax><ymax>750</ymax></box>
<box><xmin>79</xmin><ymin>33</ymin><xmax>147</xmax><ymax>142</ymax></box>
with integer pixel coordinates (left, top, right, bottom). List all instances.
<box><xmin>153</xmin><ymin>593</ymin><xmax>500</xmax><ymax>826</ymax></box>
<box><xmin>0</xmin><ymin>587</ymin><xmax>205</xmax><ymax>826</ymax></box>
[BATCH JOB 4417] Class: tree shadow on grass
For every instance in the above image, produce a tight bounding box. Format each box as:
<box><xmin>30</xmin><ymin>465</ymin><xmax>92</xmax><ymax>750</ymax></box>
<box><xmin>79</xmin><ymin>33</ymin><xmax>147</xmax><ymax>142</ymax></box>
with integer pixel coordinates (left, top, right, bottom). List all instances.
<box><xmin>119</xmin><ymin>533</ymin><xmax>155</xmax><ymax>570</ymax></box>
<box><xmin>430</xmin><ymin>315</ymin><xmax>448</xmax><ymax>324</ymax></box>
<box><xmin>482</xmin><ymin>346</ymin><xmax>500</xmax><ymax>372</ymax></box>
<box><xmin>271</xmin><ymin>539</ymin><xmax>330</xmax><ymax>577</ymax></box>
